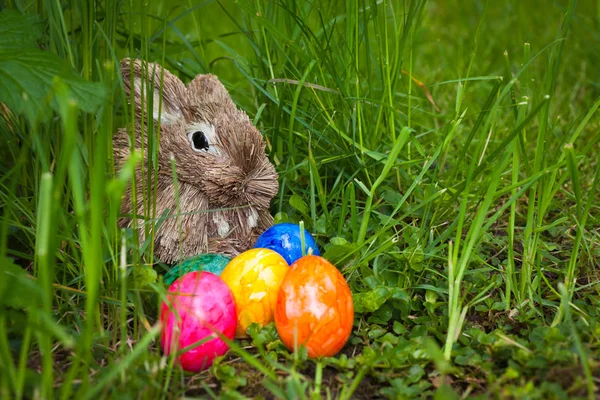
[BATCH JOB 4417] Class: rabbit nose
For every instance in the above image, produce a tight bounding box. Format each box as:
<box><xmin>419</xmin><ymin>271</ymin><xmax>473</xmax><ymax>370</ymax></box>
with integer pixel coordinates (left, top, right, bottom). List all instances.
<box><xmin>242</xmin><ymin>158</ymin><xmax>279</xmax><ymax>208</ymax></box>
<box><xmin>200</xmin><ymin>164</ymin><xmax>247</xmax><ymax>204</ymax></box>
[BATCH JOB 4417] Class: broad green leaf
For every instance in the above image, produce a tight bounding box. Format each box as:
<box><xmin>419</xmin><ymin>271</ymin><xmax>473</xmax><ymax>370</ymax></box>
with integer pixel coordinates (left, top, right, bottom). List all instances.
<box><xmin>0</xmin><ymin>50</ymin><xmax>106</xmax><ymax>122</ymax></box>
<box><xmin>0</xmin><ymin>256</ymin><xmax>41</xmax><ymax>309</ymax></box>
<box><xmin>434</xmin><ymin>385</ymin><xmax>459</xmax><ymax>400</ymax></box>
<box><xmin>353</xmin><ymin>286</ymin><xmax>410</xmax><ymax>313</ymax></box>
<box><xmin>322</xmin><ymin>242</ymin><xmax>358</xmax><ymax>265</ymax></box>
<box><xmin>132</xmin><ymin>265</ymin><xmax>158</xmax><ymax>287</ymax></box>
<box><xmin>289</xmin><ymin>193</ymin><xmax>308</xmax><ymax>215</ymax></box>
<box><xmin>393</xmin><ymin>321</ymin><xmax>407</xmax><ymax>334</ymax></box>
<box><xmin>0</xmin><ymin>10</ymin><xmax>43</xmax><ymax>49</ymax></box>
<box><xmin>407</xmin><ymin>364</ymin><xmax>425</xmax><ymax>383</ymax></box>
<box><xmin>329</xmin><ymin>236</ymin><xmax>348</xmax><ymax>245</ymax></box>
<box><xmin>403</xmin><ymin>245</ymin><xmax>425</xmax><ymax>272</ymax></box>
<box><xmin>0</xmin><ymin>11</ymin><xmax>106</xmax><ymax>122</ymax></box>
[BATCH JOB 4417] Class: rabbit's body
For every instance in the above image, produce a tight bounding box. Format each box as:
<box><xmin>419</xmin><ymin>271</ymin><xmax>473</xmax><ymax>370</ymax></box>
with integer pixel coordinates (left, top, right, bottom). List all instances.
<box><xmin>114</xmin><ymin>59</ymin><xmax>278</xmax><ymax>264</ymax></box>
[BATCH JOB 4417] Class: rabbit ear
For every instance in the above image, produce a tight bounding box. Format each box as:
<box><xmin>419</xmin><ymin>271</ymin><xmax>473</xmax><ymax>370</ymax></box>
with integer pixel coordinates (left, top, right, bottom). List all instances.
<box><xmin>188</xmin><ymin>74</ymin><xmax>234</xmax><ymax>106</ymax></box>
<box><xmin>120</xmin><ymin>58</ymin><xmax>186</xmax><ymax>124</ymax></box>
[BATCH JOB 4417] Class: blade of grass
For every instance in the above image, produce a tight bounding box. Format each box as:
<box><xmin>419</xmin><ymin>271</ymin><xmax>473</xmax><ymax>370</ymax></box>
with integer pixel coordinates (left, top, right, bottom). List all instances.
<box><xmin>34</xmin><ymin>172</ymin><xmax>55</xmax><ymax>398</ymax></box>
<box><xmin>521</xmin><ymin>0</ymin><xmax>577</xmax><ymax>305</ymax></box>
<box><xmin>552</xmin><ymin>143</ymin><xmax>600</xmax><ymax>325</ymax></box>
<box><xmin>445</xmin><ymin>152</ymin><xmax>511</xmax><ymax>359</ymax></box>
<box><xmin>357</xmin><ymin>126</ymin><xmax>411</xmax><ymax>244</ymax></box>
<box><xmin>558</xmin><ymin>283</ymin><xmax>595</xmax><ymax>400</ymax></box>
<box><xmin>82</xmin><ymin>323</ymin><xmax>162</xmax><ymax>400</ymax></box>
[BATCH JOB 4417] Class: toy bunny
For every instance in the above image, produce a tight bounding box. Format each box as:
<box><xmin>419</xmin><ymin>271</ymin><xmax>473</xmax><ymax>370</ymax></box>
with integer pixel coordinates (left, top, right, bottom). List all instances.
<box><xmin>113</xmin><ymin>58</ymin><xmax>279</xmax><ymax>264</ymax></box>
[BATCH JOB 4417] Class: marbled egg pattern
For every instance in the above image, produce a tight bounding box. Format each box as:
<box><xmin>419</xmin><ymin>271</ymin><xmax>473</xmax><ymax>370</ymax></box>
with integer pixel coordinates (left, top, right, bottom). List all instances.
<box><xmin>220</xmin><ymin>248</ymin><xmax>289</xmax><ymax>337</ymax></box>
<box><xmin>160</xmin><ymin>271</ymin><xmax>237</xmax><ymax>372</ymax></box>
<box><xmin>163</xmin><ymin>253</ymin><xmax>231</xmax><ymax>285</ymax></box>
<box><xmin>254</xmin><ymin>222</ymin><xmax>320</xmax><ymax>265</ymax></box>
<box><xmin>275</xmin><ymin>255</ymin><xmax>354</xmax><ymax>358</ymax></box>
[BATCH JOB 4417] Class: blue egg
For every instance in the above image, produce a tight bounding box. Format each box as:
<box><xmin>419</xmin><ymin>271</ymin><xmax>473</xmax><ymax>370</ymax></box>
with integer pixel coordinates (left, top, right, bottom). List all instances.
<box><xmin>254</xmin><ymin>223</ymin><xmax>320</xmax><ymax>265</ymax></box>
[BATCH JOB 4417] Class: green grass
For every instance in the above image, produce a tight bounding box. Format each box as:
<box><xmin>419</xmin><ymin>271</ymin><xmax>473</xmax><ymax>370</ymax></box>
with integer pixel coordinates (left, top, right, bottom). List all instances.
<box><xmin>1</xmin><ymin>0</ymin><xmax>600</xmax><ymax>398</ymax></box>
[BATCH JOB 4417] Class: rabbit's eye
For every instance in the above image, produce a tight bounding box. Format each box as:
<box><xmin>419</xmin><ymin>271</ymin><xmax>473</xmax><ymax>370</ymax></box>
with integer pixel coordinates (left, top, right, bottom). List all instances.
<box><xmin>190</xmin><ymin>131</ymin><xmax>209</xmax><ymax>151</ymax></box>
<box><xmin>187</xmin><ymin>123</ymin><xmax>217</xmax><ymax>155</ymax></box>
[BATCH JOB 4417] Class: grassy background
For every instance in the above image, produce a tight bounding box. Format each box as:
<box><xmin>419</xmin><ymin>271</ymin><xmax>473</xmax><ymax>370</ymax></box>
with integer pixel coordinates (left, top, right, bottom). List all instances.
<box><xmin>1</xmin><ymin>0</ymin><xmax>599</xmax><ymax>398</ymax></box>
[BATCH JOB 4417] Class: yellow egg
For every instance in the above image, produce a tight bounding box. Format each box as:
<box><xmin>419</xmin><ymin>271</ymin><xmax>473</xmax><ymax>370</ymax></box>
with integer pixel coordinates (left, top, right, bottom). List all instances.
<box><xmin>220</xmin><ymin>248</ymin><xmax>289</xmax><ymax>337</ymax></box>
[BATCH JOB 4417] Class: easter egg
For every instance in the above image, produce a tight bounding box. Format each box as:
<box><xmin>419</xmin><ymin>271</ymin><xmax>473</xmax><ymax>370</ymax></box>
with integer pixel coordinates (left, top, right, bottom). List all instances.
<box><xmin>220</xmin><ymin>248</ymin><xmax>289</xmax><ymax>337</ymax></box>
<box><xmin>159</xmin><ymin>271</ymin><xmax>237</xmax><ymax>372</ymax></box>
<box><xmin>254</xmin><ymin>222</ymin><xmax>320</xmax><ymax>265</ymax></box>
<box><xmin>163</xmin><ymin>253</ymin><xmax>231</xmax><ymax>286</ymax></box>
<box><xmin>275</xmin><ymin>255</ymin><xmax>354</xmax><ymax>358</ymax></box>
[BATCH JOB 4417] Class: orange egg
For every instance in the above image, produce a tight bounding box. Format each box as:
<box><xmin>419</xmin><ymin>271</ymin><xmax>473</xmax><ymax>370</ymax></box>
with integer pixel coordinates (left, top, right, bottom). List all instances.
<box><xmin>275</xmin><ymin>255</ymin><xmax>354</xmax><ymax>358</ymax></box>
<box><xmin>220</xmin><ymin>248</ymin><xmax>289</xmax><ymax>337</ymax></box>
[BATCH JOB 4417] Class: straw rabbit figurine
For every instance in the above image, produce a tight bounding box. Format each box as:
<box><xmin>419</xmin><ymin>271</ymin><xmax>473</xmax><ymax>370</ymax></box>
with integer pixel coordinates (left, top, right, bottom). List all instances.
<box><xmin>113</xmin><ymin>59</ymin><xmax>278</xmax><ymax>263</ymax></box>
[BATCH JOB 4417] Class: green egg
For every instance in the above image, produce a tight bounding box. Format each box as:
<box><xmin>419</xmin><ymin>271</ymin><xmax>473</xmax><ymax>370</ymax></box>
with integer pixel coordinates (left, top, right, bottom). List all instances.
<box><xmin>163</xmin><ymin>253</ymin><xmax>231</xmax><ymax>286</ymax></box>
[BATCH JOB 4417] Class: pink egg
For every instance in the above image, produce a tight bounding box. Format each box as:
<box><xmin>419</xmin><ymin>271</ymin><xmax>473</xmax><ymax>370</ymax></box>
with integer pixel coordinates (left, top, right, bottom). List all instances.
<box><xmin>159</xmin><ymin>271</ymin><xmax>237</xmax><ymax>372</ymax></box>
